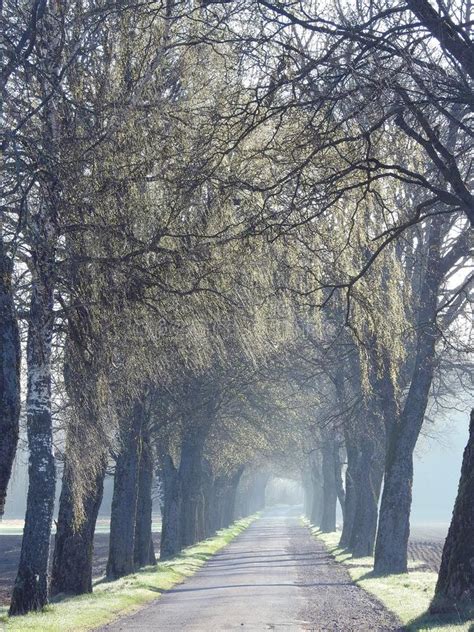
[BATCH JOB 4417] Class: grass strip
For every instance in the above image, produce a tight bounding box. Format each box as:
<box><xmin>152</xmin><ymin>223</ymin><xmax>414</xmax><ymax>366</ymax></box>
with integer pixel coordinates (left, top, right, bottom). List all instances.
<box><xmin>303</xmin><ymin>519</ymin><xmax>473</xmax><ymax>632</ymax></box>
<box><xmin>1</xmin><ymin>515</ymin><xmax>257</xmax><ymax>632</ymax></box>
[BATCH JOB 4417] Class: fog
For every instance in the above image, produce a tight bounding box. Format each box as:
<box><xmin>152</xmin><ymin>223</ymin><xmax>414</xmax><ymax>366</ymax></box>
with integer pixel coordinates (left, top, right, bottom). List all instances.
<box><xmin>3</xmin><ymin>410</ymin><xmax>470</xmax><ymax>526</ymax></box>
<box><xmin>411</xmin><ymin>410</ymin><xmax>469</xmax><ymax>524</ymax></box>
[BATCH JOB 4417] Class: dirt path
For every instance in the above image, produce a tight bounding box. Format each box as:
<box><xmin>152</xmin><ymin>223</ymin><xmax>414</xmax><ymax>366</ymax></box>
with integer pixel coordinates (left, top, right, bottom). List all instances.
<box><xmin>98</xmin><ymin>507</ymin><xmax>403</xmax><ymax>631</ymax></box>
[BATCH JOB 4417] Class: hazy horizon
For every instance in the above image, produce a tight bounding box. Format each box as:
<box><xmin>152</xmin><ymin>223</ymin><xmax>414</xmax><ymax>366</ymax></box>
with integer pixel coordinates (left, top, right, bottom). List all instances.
<box><xmin>3</xmin><ymin>408</ymin><xmax>470</xmax><ymax>526</ymax></box>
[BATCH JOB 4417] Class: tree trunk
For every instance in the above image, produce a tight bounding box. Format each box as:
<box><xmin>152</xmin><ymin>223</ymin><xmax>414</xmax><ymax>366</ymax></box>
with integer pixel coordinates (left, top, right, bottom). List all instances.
<box><xmin>106</xmin><ymin>400</ymin><xmax>144</xmax><ymax>579</ymax></box>
<box><xmin>374</xmin><ymin>219</ymin><xmax>442</xmax><ymax>575</ymax></box>
<box><xmin>214</xmin><ymin>467</ymin><xmax>244</xmax><ymax>529</ymax></box>
<box><xmin>159</xmin><ymin>454</ymin><xmax>182</xmax><ymax>560</ymax></box>
<box><xmin>405</xmin><ymin>0</ymin><xmax>474</xmax><ymax>84</ymax></box>
<box><xmin>375</xmin><ymin>424</ymin><xmax>418</xmax><ymax>574</ymax></box>
<box><xmin>10</xmin><ymin>238</ymin><xmax>56</xmax><ymax>615</ymax></box>
<box><xmin>430</xmin><ymin>409</ymin><xmax>474</xmax><ymax>615</ymax></box>
<box><xmin>195</xmin><ymin>488</ymin><xmax>206</xmax><ymax>542</ymax></box>
<box><xmin>339</xmin><ymin>440</ymin><xmax>360</xmax><ymax>548</ymax></box>
<box><xmin>51</xmin><ymin>454</ymin><xmax>106</xmax><ymax>596</ymax></box>
<box><xmin>320</xmin><ymin>439</ymin><xmax>338</xmax><ymax>533</ymax></box>
<box><xmin>179</xmin><ymin>431</ymin><xmax>206</xmax><ymax>547</ymax></box>
<box><xmin>225</xmin><ymin>467</ymin><xmax>243</xmax><ymax>527</ymax></box>
<box><xmin>0</xmin><ymin>245</ymin><xmax>21</xmax><ymax>518</ymax></box>
<box><xmin>51</xmin><ymin>328</ymin><xmax>109</xmax><ymax>596</ymax></box>
<box><xmin>134</xmin><ymin>429</ymin><xmax>156</xmax><ymax>568</ymax></box>
<box><xmin>310</xmin><ymin>457</ymin><xmax>323</xmax><ymax>526</ymax></box>
<box><xmin>201</xmin><ymin>460</ymin><xmax>215</xmax><ymax>538</ymax></box>
<box><xmin>9</xmin><ymin>3</ymin><xmax>61</xmax><ymax>612</ymax></box>
<box><xmin>349</xmin><ymin>440</ymin><xmax>384</xmax><ymax>558</ymax></box>
<box><xmin>374</xmin><ymin>333</ymin><xmax>437</xmax><ymax>573</ymax></box>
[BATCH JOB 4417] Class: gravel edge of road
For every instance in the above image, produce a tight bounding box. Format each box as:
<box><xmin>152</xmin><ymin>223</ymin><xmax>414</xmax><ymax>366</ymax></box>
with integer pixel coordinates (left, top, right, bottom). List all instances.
<box><xmin>296</xmin><ymin>520</ymin><xmax>405</xmax><ymax>632</ymax></box>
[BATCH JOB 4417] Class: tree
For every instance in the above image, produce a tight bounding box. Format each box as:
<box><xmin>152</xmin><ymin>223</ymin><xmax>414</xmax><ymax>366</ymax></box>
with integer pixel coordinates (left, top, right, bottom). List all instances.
<box><xmin>0</xmin><ymin>242</ymin><xmax>20</xmax><ymax>517</ymax></box>
<box><xmin>374</xmin><ymin>216</ymin><xmax>471</xmax><ymax>574</ymax></box>
<box><xmin>2</xmin><ymin>0</ymin><xmax>472</xmax><ymax>620</ymax></box>
<box><xmin>9</xmin><ymin>0</ymin><xmax>63</xmax><ymax>612</ymax></box>
<box><xmin>0</xmin><ymin>0</ymin><xmax>49</xmax><ymax>521</ymax></box>
<box><xmin>107</xmin><ymin>398</ymin><xmax>148</xmax><ymax>579</ymax></box>
<box><xmin>430</xmin><ymin>408</ymin><xmax>474</xmax><ymax>617</ymax></box>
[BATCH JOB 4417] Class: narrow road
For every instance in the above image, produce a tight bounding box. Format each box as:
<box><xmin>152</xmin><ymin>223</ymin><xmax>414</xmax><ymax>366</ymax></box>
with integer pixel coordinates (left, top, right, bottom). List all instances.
<box><xmin>99</xmin><ymin>507</ymin><xmax>403</xmax><ymax>631</ymax></box>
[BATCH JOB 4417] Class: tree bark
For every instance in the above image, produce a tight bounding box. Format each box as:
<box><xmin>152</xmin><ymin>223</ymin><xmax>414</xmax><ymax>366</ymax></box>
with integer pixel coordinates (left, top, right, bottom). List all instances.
<box><xmin>106</xmin><ymin>399</ymin><xmax>144</xmax><ymax>579</ymax></box>
<box><xmin>374</xmin><ymin>219</ymin><xmax>443</xmax><ymax>575</ymax></box>
<box><xmin>51</xmin><ymin>325</ymin><xmax>109</xmax><ymax>596</ymax></box>
<box><xmin>339</xmin><ymin>439</ymin><xmax>360</xmax><ymax>548</ymax></box>
<box><xmin>349</xmin><ymin>440</ymin><xmax>384</xmax><ymax>557</ymax></box>
<box><xmin>9</xmin><ymin>1</ymin><xmax>61</xmax><ymax>612</ymax></box>
<box><xmin>10</xmin><ymin>232</ymin><xmax>56</xmax><ymax>615</ymax></box>
<box><xmin>0</xmin><ymin>245</ymin><xmax>21</xmax><ymax>518</ymax></box>
<box><xmin>430</xmin><ymin>409</ymin><xmax>474</xmax><ymax>615</ymax></box>
<box><xmin>51</xmin><ymin>453</ymin><xmax>106</xmax><ymax>596</ymax></box>
<box><xmin>320</xmin><ymin>439</ymin><xmax>338</xmax><ymax>533</ymax></box>
<box><xmin>134</xmin><ymin>428</ymin><xmax>156</xmax><ymax>568</ymax></box>
<box><xmin>201</xmin><ymin>460</ymin><xmax>215</xmax><ymax>538</ymax></box>
<box><xmin>225</xmin><ymin>467</ymin><xmax>244</xmax><ymax>526</ymax></box>
<box><xmin>214</xmin><ymin>467</ymin><xmax>244</xmax><ymax>530</ymax></box>
<box><xmin>179</xmin><ymin>430</ymin><xmax>206</xmax><ymax>547</ymax></box>
<box><xmin>310</xmin><ymin>456</ymin><xmax>323</xmax><ymax>526</ymax></box>
<box><xmin>159</xmin><ymin>454</ymin><xmax>182</xmax><ymax>560</ymax></box>
<box><xmin>405</xmin><ymin>0</ymin><xmax>474</xmax><ymax>85</ymax></box>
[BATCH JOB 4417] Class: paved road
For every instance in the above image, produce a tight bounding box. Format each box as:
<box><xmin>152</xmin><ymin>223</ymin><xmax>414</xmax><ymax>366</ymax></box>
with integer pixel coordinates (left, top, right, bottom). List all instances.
<box><xmin>99</xmin><ymin>507</ymin><xmax>403</xmax><ymax>631</ymax></box>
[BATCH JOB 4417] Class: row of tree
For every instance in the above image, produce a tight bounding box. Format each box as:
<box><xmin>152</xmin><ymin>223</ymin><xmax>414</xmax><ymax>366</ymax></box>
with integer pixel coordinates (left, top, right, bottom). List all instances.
<box><xmin>1</xmin><ymin>0</ymin><xmax>472</xmax><ymax>621</ymax></box>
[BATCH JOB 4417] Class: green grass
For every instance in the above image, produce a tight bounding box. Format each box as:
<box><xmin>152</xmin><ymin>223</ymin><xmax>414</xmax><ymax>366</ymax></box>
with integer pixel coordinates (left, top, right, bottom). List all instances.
<box><xmin>0</xmin><ymin>516</ymin><xmax>257</xmax><ymax>632</ymax></box>
<box><xmin>303</xmin><ymin>519</ymin><xmax>473</xmax><ymax>632</ymax></box>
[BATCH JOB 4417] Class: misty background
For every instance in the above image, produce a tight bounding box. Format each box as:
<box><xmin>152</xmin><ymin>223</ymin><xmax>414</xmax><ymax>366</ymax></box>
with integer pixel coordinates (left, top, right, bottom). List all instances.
<box><xmin>4</xmin><ymin>409</ymin><xmax>470</xmax><ymax>526</ymax></box>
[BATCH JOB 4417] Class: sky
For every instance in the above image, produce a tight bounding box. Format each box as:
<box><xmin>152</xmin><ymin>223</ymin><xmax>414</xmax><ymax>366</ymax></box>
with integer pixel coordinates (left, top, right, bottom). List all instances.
<box><xmin>411</xmin><ymin>408</ymin><xmax>470</xmax><ymax>525</ymax></box>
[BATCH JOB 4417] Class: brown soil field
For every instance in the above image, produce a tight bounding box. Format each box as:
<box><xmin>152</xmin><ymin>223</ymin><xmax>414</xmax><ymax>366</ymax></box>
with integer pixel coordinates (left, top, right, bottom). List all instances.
<box><xmin>0</xmin><ymin>532</ymin><xmax>161</xmax><ymax>607</ymax></box>
<box><xmin>407</xmin><ymin>523</ymin><xmax>448</xmax><ymax>573</ymax></box>
<box><xmin>408</xmin><ymin>541</ymin><xmax>444</xmax><ymax>572</ymax></box>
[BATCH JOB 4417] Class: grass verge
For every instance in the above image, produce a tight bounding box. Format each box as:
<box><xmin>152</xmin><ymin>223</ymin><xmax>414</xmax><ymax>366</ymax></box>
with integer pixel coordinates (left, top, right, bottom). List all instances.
<box><xmin>303</xmin><ymin>520</ymin><xmax>473</xmax><ymax>632</ymax></box>
<box><xmin>0</xmin><ymin>515</ymin><xmax>257</xmax><ymax>632</ymax></box>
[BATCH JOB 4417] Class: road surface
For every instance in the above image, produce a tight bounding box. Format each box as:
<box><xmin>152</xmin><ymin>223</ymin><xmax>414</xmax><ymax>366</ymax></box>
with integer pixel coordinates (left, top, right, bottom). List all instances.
<box><xmin>99</xmin><ymin>507</ymin><xmax>402</xmax><ymax>631</ymax></box>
